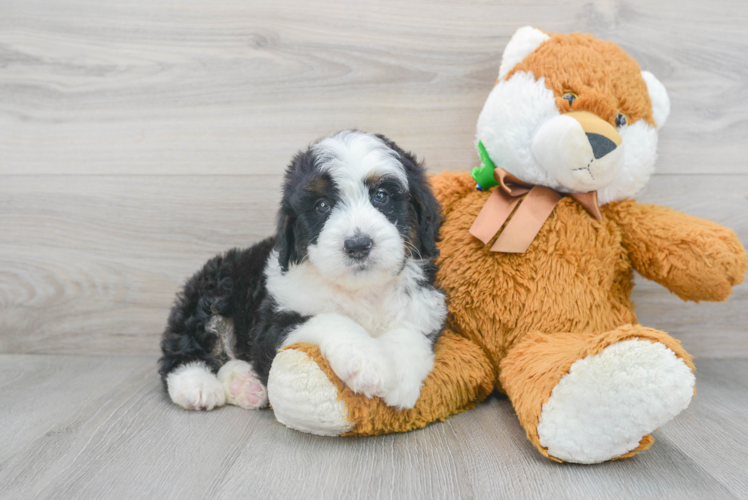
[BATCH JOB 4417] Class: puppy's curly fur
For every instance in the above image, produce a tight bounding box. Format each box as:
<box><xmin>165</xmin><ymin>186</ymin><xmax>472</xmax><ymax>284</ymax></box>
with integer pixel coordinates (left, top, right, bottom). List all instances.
<box><xmin>159</xmin><ymin>130</ymin><xmax>446</xmax><ymax>411</ymax></box>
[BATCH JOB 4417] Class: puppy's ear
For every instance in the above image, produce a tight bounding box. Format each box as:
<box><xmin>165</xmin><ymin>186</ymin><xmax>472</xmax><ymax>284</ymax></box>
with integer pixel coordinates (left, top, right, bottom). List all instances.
<box><xmin>275</xmin><ymin>147</ymin><xmax>316</xmax><ymax>272</ymax></box>
<box><xmin>376</xmin><ymin>135</ymin><xmax>442</xmax><ymax>260</ymax></box>
<box><xmin>408</xmin><ymin>164</ymin><xmax>442</xmax><ymax>260</ymax></box>
<box><xmin>275</xmin><ymin>213</ymin><xmax>297</xmax><ymax>272</ymax></box>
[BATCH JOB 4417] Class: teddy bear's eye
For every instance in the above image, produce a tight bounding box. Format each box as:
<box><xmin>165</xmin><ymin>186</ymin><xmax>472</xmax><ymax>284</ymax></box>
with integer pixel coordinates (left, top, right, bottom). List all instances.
<box><xmin>616</xmin><ymin>114</ymin><xmax>628</xmax><ymax>128</ymax></box>
<box><xmin>562</xmin><ymin>93</ymin><xmax>577</xmax><ymax>106</ymax></box>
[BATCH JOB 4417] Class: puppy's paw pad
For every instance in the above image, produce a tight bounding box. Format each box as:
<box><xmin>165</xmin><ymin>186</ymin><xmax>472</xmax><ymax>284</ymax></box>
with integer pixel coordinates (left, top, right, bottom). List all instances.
<box><xmin>167</xmin><ymin>362</ymin><xmax>226</xmax><ymax>411</ymax></box>
<box><xmin>229</xmin><ymin>373</ymin><xmax>268</xmax><ymax>409</ymax></box>
<box><xmin>217</xmin><ymin>359</ymin><xmax>268</xmax><ymax>409</ymax></box>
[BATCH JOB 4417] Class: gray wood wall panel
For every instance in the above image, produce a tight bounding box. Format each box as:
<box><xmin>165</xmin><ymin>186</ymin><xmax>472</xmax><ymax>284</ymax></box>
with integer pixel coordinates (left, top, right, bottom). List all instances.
<box><xmin>1</xmin><ymin>0</ymin><xmax>747</xmax><ymax>357</ymax></box>
<box><xmin>1</xmin><ymin>0</ymin><xmax>747</xmax><ymax>176</ymax></box>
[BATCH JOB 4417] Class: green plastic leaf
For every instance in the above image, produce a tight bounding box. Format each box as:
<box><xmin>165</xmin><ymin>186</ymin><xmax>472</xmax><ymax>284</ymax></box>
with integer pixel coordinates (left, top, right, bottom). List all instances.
<box><xmin>471</xmin><ymin>141</ymin><xmax>499</xmax><ymax>189</ymax></box>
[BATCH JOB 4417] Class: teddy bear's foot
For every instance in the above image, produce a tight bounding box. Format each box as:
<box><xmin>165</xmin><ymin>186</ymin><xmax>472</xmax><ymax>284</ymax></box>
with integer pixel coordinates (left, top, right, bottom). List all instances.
<box><xmin>268</xmin><ymin>332</ymin><xmax>495</xmax><ymax>437</ymax></box>
<box><xmin>268</xmin><ymin>347</ymin><xmax>354</xmax><ymax>436</ymax></box>
<box><xmin>536</xmin><ymin>339</ymin><xmax>695</xmax><ymax>463</ymax></box>
<box><xmin>500</xmin><ymin>325</ymin><xmax>696</xmax><ymax>463</ymax></box>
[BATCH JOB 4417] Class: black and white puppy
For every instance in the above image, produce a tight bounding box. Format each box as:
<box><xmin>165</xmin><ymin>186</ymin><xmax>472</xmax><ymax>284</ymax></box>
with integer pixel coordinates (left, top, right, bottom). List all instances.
<box><xmin>159</xmin><ymin>130</ymin><xmax>446</xmax><ymax>412</ymax></box>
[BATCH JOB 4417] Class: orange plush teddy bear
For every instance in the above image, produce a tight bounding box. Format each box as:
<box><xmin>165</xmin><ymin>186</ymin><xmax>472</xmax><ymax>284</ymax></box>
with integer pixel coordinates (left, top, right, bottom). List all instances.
<box><xmin>266</xmin><ymin>27</ymin><xmax>747</xmax><ymax>463</ymax></box>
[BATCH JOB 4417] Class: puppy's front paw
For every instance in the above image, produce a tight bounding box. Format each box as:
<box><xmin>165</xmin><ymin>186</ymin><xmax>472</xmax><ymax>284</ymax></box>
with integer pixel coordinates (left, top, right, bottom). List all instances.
<box><xmin>325</xmin><ymin>342</ymin><xmax>390</xmax><ymax>399</ymax></box>
<box><xmin>217</xmin><ymin>360</ymin><xmax>268</xmax><ymax>409</ymax></box>
<box><xmin>381</xmin><ymin>382</ymin><xmax>422</xmax><ymax>410</ymax></box>
<box><xmin>167</xmin><ymin>362</ymin><xmax>226</xmax><ymax>411</ymax></box>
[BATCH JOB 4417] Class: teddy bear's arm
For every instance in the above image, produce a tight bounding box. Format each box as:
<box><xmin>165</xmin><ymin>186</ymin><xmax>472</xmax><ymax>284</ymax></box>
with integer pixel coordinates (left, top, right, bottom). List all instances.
<box><xmin>268</xmin><ymin>329</ymin><xmax>496</xmax><ymax>436</ymax></box>
<box><xmin>608</xmin><ymin>201</ymin><xmax>747</xmax><ymax>301</ymax></box>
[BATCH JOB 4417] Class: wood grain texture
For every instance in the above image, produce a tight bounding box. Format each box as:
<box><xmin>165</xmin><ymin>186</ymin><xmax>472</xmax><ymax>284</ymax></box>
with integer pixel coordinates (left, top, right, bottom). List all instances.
<box><xmin>0</xmin><ymin>354</ymin><xmax>156</xmax><ymax>465</ymax></box>
<box><xmin>0</xmin><ymin>354</ymin><xmax>745</xmax><ymax>499</ymax></box>
<box><xmin>0</xmin><ymin>0</ymin><xmax>747</xmax><ymax>175</ymax></box>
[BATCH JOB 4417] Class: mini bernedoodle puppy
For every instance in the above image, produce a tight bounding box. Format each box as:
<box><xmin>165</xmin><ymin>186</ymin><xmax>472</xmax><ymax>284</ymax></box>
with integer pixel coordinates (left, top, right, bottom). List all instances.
<box><xmin>159</xmin><ymin>130</ymin><xmax>447</xmax><ymax>412</ymax></box>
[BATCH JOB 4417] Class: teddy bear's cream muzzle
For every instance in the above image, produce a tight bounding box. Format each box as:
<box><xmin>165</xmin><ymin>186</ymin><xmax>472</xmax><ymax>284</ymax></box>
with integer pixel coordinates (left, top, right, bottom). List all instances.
<box><xmin>532</xmin><ymin>110</ymin><xmax>623</xmax><ymax>193</ymax></box>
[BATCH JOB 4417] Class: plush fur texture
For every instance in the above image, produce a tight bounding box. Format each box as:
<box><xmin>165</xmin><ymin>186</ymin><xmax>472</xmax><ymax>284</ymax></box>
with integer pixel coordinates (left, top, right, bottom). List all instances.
<box><xmin>499</xmin><ymin>325</ymin><xmax>696</xmax><ymax>463</ymax></box>
<box><xmin>272</xmin><ymin>329</ymin><xmax>495</xmax><ymax>436</ymax></box>
<box><xmin>270</xmin><ymin>172</ymin><xmax>744</xmax><ymax>459</ymax></box>
<box><xmin>507</xmin><ymin>33</ymin><xmax>657</xmax><ymax>127</ymax></box>
<box><xmin>477</xmin><ymin>30</ymin><xmax>666</xmax><ymax>205</ymax></box>
<box><xmin>266</xmin><ymin>28</ymin><xmax>747</xmax><ymax>463</ymax></box>
<box><xmin>536</xmin><ymin>338</ymin><xmax>695</xmax><ymax>464</ymax></box>
<box><xmin>159</xmin><ymin>130</ymin><xmax>446</xmax><ymax>412</ymax></box>
<box><xmin>269</xmin><ymin>348</ymin><xmax>354</xmax><ymax>436</ymax></box>
<box><xmin>497</xmin><ymin>26</ymin><xmax>550</xmax><ymax>81</ymax></box>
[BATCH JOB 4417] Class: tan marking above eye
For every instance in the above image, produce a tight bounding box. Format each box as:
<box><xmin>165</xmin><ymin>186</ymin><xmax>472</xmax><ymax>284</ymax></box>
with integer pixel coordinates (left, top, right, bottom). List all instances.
<box><xmin>306</xmin><ymin>177</ymin><xmax>328</xmax><ymax>194</ymax></box>
<box><xmin>364</xmin><ymin>173</ymin><xmax>385</xmax><ymax>187</ymax></box>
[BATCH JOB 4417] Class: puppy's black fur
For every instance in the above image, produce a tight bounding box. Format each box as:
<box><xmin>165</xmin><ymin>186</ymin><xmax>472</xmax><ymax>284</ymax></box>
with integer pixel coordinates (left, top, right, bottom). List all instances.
<box><xmin>158</xmin><ymin>133</ymin><xmax>442</xmax><ymax>390</ymax></box>
<box><xmin>376</xmin><ymin>134</ymin><xmax>442</xmax><ymax>283</ymax></box>
<box><xmin>276</xmin><ymin>148</ymin><xmax>339</xmax><ymax>272</ymax></box>
<box><xmin>158</xmin><ymin>236</ymin><xmax>311</xmax><ymax>387</ymax></box>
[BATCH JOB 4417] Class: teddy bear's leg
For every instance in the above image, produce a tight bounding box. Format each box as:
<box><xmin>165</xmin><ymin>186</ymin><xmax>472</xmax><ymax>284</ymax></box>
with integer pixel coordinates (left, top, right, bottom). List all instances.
<box><xmin>499</xmin><ymin>325</ymin><xmax>695</xmax><ymax>464</ymax></box>
<box><xmin>267</xmin><ymin>329</ymin><xmax>495</xmax><ymax>436</ymax></box>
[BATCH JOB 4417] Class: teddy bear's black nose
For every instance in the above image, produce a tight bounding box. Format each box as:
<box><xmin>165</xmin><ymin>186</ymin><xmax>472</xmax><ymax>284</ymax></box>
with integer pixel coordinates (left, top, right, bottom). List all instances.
<box><xmin>586</xmin><ymin>133</ymin><xmax>618</xmax><ymax>159</ymax></box>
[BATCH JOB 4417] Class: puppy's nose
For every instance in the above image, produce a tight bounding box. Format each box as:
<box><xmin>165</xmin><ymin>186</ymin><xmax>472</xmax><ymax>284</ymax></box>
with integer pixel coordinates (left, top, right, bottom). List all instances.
<box><xmin>344</xmin><ymin>235</ymin><xmax>373</xmax><ymax>260</ymax></box>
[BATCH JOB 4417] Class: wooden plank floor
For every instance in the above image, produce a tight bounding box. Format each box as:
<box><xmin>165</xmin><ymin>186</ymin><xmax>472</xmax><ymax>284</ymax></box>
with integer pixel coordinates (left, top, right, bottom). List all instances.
<box><xmin>0</xmin><ymin>355</ymin><xmax>745</xmax><ymax>500</ymax></box>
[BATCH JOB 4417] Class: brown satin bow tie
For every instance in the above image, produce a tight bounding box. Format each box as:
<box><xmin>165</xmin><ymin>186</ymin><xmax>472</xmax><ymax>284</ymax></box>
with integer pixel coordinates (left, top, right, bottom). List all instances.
<box><xmin>469</xmin><ymin>168</ymin><xmax>602</xmax><ymax>253</ymax></box>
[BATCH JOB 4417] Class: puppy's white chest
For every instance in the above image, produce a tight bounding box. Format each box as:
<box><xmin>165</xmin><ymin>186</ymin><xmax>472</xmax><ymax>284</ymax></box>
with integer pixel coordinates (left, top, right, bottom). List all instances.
<box><xmin>326</xmin><ymin>286</ymin><xmax>400</xmax><ymax>337</ymax></box>
<box><xmin>266</xmin><ymin>258</ymin><xmax>408</xmax><ymax>336</ymax></box>
<box><xmin>289</xmin><ymin>278</ymin><xmax>401</xmax><ymax>336</ymax></box>
<box><xmin>266</xmin><ymin>253</ymin><xmax>445</xmax><ymax>338</ymax></box>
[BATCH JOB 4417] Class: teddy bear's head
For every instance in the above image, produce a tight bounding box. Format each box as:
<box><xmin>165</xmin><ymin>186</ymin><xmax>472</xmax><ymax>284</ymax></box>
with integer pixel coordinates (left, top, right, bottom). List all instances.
<box><xmin>476</xmin><ymin>27</ymin><xmax>670</xmax><ymax>204</ymax></box>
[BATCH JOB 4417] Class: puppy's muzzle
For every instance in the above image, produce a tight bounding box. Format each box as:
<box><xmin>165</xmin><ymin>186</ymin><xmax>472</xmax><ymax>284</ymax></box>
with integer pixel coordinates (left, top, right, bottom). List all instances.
<box><xmin>344</xmin><ymin>235</ymin><xmax>373</xmax><ymax>260</ymax></box>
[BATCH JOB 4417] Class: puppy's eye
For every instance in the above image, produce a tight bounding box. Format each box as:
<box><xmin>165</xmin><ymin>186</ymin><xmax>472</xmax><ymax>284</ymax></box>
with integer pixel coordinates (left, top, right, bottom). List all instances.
<box><xmin>616</xmin><ymin>113</ymin><xmax>628</xmax><ymax>128</ymax></box>
<box><xmin>371</xmin><ymin>189</ymin><xmax>389</xmax><ymax>205</ymax></box>
<box><xmin>562</xmin><ymin>92</ymin><xmax>577</xmax><ymax>106</ymax></box>
<box><xmin>315</xmin><ymin>200</ymin><xmax>331</xmax><ymax>214</ymax></box>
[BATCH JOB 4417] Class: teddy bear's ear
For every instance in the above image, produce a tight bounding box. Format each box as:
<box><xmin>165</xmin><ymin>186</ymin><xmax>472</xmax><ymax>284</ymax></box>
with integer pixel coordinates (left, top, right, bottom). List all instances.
<box><xmin>498</xmin><ymin>26</ymin><xmax>550</xmax><ymax>80</ymax></box>
<box><xmin>641</xmin><ymin>71</ymin><xmax>670</xmax><ymax>128</ymax></box>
